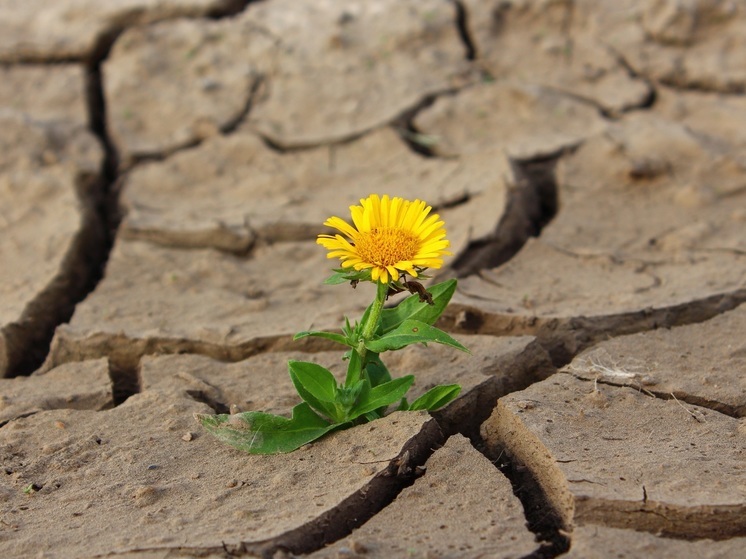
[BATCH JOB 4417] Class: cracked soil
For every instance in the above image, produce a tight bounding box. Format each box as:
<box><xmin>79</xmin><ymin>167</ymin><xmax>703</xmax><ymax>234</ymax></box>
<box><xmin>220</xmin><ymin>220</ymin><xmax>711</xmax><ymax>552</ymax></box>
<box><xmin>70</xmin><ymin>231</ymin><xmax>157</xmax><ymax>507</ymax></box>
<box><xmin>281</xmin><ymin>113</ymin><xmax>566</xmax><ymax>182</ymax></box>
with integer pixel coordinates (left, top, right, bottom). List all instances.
<box><xmin>1</xmin><ymin>1</ymin><xmax>745</xmax><ymax>558</ymax></box>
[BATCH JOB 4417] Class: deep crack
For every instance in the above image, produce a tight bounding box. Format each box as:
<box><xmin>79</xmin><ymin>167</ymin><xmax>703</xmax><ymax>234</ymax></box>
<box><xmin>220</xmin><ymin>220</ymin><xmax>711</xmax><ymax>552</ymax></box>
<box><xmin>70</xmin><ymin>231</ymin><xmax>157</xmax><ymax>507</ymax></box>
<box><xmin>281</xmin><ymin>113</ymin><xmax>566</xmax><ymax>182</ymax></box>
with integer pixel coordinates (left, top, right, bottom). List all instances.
<box><xmin>252</xmin><ymin>427</ymin><xmax>442</xmax><ymax>557</ymax></box>
<box><xmin>450</xmin><ymin>153</ymin><xmax>560</xmax><ymax>277</ymax></box>
<box><xmin>441</xmin><ymin>284</ymin><xmax>746</xmax><ymax>369</ymax></box>
<box><xmin>44</xmin><ymin>330</ymin><xmax>343</xmax><ymax>406</ymax></box>
<box><xmin>205</xmin><ymin>0</ymin><xmax>259</xmax><ymax>20</ymax></box>
<box><xmin>392</xmin><ymin>89</ymin><xmax>460</xmax><ymax>158</ymax></box>
<box><xmin>481</xmin><ymin>440</ymin><xmax>570</xmax><ymax>559</ymax></box>
<box><xmin>1</xmin><ymin>88</ymin><xmax>110</xmax><ymax>377</ymax></box>
<box><xmin>3</xmin><ymin>2</ymin><xmax>267</xmax><ymax>379</ymax></box>
<box><xmin>85</xmin><ymin>46</ymin><xmax>123</xmax><ymax>272</ymax></box>
<box><xmin>109</xmin><ymin>359</ymin><xmax>141</xmax><ymax>406</ymax></box>
<box><xmin>451</xmin><ymin>0</ymin><xmax>477</xmax><ymax>61</ymax></box>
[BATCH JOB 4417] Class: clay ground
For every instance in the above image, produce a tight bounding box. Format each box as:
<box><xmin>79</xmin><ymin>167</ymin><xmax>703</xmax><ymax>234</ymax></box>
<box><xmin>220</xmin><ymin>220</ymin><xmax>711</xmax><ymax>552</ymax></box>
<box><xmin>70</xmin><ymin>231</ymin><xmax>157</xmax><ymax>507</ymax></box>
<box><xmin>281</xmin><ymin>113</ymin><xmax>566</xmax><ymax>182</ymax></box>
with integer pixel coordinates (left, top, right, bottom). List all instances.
<box><xmin>1</xmin><ymin>1</ymin><xmax>746</xmax><ymax>558</ymax></box>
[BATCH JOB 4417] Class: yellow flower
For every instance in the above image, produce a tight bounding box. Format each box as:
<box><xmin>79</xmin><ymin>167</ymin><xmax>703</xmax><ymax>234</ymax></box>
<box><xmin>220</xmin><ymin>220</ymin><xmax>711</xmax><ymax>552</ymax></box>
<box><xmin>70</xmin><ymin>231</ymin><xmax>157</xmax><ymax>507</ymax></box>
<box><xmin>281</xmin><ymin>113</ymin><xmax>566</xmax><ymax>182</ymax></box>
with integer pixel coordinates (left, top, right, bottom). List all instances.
<box><xmin>317</xmin><ymin>194</ymin><xmax>451</xmax><ymax>284</ymax></box>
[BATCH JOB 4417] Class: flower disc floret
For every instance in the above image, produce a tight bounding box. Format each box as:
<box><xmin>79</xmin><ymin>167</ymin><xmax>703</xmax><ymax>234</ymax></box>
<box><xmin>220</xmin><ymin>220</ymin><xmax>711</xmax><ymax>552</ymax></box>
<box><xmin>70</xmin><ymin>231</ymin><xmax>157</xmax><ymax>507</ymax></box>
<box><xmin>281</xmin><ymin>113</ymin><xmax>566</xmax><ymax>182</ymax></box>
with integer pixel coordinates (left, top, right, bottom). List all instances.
<box><xmin>317</xmin><ymin>194</ymin><xmax>451</xmax><ymax>283</ymax></box>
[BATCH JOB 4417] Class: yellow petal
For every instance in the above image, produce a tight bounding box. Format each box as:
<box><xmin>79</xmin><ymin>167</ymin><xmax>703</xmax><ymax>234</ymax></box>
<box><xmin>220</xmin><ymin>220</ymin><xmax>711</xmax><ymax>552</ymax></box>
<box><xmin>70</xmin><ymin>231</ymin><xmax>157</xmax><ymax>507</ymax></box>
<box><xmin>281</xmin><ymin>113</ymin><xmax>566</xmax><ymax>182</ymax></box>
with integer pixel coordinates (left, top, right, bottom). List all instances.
<box><xmin>400</xmin><ymin>199</ymin><xmax>420</xmax><ymax>230</ymax></box>
<box><xmin>350</xmin><ymin>205</ymin><xmax>366</xmax><ymax>233</ymax></box>
<box><xmin>418</xmin><ymin>219</ymin><xmax>445</xmax><ymax>241</ymax></box>
<box><xmin>368</xmin><ymin>195</ymin><xmax>382</xmax><ymax>229</ymax></box>
<box><xmin>325</xmin><ymin>216</ymin><xmax>359</xmax><ymax>239</ymax></box>
<box><xmin>390</xmin><ymin>196</ymin><xmax>403</xmax><ymax>227</ymax></box>
<box><xmin>380</xmin><ymin>195</ymin><xmax>391</xmax><ymax>228</ymax></box>
<box><xmin>319</xmin><ymin>194</ymin><xmax>451</xmax><ymax>276</ymax></box>
<box><xmin>411</xmin><ymin>203</ymin><xmax>432</xmax><ymax>232</ymax></box>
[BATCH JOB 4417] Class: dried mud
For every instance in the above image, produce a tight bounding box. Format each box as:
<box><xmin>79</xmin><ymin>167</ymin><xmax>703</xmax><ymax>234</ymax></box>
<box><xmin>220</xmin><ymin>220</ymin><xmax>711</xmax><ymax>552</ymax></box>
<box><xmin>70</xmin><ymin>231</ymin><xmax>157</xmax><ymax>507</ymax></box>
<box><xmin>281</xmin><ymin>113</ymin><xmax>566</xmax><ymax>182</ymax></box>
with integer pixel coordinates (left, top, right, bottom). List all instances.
<box><xmin>1</xmin><ymin>1</ymin><xmax>745</xmax><ymax>558</ymax></box>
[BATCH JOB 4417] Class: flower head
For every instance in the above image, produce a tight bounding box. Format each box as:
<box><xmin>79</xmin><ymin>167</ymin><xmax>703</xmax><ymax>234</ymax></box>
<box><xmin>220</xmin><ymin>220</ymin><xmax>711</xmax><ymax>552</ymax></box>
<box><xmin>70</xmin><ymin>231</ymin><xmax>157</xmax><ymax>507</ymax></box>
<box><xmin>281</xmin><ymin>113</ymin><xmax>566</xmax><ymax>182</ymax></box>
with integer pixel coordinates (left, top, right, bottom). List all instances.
<box><xmin>317</xmin><ymin>194</ymin><xmax>451</xmax><ymax>283</ymax></box>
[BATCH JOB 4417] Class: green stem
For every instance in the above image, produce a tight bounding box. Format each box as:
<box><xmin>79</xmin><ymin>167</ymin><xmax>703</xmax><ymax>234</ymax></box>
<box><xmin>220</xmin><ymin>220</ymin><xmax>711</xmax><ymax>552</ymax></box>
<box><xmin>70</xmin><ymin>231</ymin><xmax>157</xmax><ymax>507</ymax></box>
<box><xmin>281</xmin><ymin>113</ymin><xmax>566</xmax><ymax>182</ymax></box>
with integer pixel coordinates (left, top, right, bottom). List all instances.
<box><xmin>353</xmin><ymin>280</ymin><xmax>388</xmax><ymax>375</ymax></box>
<box><xmin>361</xmin><ymin>280</ymin><xmax>388</xmax><ymax>342</ymax></box>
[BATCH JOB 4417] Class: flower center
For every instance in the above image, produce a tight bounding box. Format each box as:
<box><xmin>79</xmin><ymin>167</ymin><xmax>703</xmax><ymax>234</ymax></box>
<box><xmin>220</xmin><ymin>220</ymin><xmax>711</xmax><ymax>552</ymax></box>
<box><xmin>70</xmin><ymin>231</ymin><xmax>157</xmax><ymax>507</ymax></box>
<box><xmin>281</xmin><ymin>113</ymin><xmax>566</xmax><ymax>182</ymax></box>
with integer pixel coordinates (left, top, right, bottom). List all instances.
<box><xmin>356</xmin><ymin>227</ymin><xmax>420</xmax><ymax>267</ymax></box>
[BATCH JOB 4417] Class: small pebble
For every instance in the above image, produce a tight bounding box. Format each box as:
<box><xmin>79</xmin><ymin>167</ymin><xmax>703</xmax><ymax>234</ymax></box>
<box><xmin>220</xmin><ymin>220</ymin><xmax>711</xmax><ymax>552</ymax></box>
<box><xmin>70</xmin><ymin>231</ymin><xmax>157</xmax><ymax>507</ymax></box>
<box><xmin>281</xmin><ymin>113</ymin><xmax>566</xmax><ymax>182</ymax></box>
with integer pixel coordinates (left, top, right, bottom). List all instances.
<box><xmin>182</xmin><ymin>432</ymin><xmax>194</xmax><ymax>442</ymax></box>
<box><xmin>147</xmin><ymin>465</ymin><xmax>159</xmax><ymax>470</ymax></box>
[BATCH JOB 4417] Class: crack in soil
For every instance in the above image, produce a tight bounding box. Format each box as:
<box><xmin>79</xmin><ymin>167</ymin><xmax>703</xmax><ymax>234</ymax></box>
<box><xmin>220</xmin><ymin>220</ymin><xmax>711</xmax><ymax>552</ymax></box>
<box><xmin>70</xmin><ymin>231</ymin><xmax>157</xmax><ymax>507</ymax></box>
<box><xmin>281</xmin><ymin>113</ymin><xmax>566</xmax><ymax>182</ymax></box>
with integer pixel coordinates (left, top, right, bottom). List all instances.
<box><xmin>5</xmin><ymin>4</ymin><xmax>746</xmax><ymax>556</ymax></box>
<box><xmin>0</xmin><ymin>52</ymin><xmax>129</xmax><ymax>358</ymax></box>
<box><xmin>246</xmin><ymin>421</ymin><xmax>443</xmax><ymax>557</ymax></box>
<box><xmin>93</xmin><ymin>418</ymin><xmax>444</xmax><ymax>559</ymax></box>
<box><xmin>444</xmin><ymin>286</ymin><xmax>746</xmax><ymax>368</ymax></box>
<box><xmin>450</xmin><ymin>152</ymin><xmax>560</xmax><ymax>277</ymax></box>
<box><xmin>391</xmin><ymin>87</ymin><xmax>465</xmax><ymax>158</ymax></box>
<box><xmin>5</xmin><ymin>38</ymin><xmax>127</xmax><ymax>383</ymax></box>
<box><xmin>480</xmin><ymin>440</ymin><xmax>570</xmax><ymax>559</ymax></box>
<box><xmin>108</xmin><ymin>358</ymin><xmax>141</xmax><ymax>406</ymax></box>
<box><xmin>244</xmin><ymin>84</ymin><xmax>471</xmax><ymax>158</ymax></box>
<box><xmin>220</xmin><ymin>73</ymin><xmax>267</xmax><ymax>136</ymax></box>
<box><xmin>205</xmin><ymin>0</ymin><xmax>260</xmax><ymax>20</ymax></box>
<box><xmin>1</xmin><ymin>173</ymin><xmax>107</xmax><ymax>376</ymax></box>
<box><xmin>565</xmin><ymin>371</ymin><xmax>745</xmax><ymax>419</ymax></box>
<box><xmin>166</xmin><ymin>340</ymin><xmax>559</xmax><ymax>555</ymax></box>
<box><xmin>1</xmin><ymin>1</ymin><xmax>263</xmax><ymax>379</ymax></box>
<box><xmin>122</xmin><ymin>71</ymin><xmax>267</xmax><ymax>169</ymax></box>
<box><xmin>550</xmin><ymin>44</ymin><xmax>661</xmax><ymax>119</ymax></box>
<box><xmin>45</xmin><ymin>330</ymin><xmax>320</xmax><ymax>404</ymax></box>
<box><xmin>451</xmin><ymin>0</ymin><xmax>477</xmax><ymax>61</ymax></box>
<box><xmin>609</xmin><ymin>48</ymin><xmax>659</xmax><ymax>113</ymax></box>
<box><xmin>658</xmin><ymin>80</ymin><xmax>746</xmax><ymax>96</ymax></box>
<box><xmin>606</xmin><ymin>46</ymin><xmax>745</xmax><ymax>97</ymax></box>
<box><xmin>433</xmin><ymin>341</ymin><xmax>557</xmax><ymax>442</ymax></box>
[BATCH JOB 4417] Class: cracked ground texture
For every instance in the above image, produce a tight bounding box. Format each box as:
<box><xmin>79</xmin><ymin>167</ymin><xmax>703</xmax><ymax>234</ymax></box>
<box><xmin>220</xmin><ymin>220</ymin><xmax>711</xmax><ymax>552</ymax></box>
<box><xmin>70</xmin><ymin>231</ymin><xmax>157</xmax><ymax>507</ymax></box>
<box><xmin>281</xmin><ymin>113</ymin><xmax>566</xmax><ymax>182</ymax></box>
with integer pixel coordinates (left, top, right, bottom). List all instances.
<box><xmin>0</xmin><ymin>0</ymin><xmax>745</xmax><ymax>557</ymax></box>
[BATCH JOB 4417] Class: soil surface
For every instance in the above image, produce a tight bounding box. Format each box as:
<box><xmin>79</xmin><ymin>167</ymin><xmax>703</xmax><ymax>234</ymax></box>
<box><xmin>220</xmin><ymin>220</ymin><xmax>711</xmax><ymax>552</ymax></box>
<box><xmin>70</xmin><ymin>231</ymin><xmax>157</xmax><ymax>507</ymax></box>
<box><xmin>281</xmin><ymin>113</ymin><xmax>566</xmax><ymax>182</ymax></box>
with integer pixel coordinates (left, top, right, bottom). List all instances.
<box><xmin>1</xmin><ymin>1</ymin><xmax>745</xmax><ymax>558</ymax></box>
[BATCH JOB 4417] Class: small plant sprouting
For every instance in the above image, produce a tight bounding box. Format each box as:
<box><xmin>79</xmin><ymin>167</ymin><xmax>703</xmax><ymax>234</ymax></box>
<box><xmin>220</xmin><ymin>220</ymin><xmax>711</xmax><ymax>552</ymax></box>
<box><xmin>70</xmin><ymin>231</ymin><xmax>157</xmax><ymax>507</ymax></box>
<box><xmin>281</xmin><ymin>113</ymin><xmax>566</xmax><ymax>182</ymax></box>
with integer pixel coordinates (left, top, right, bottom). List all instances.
<box><xmin>196</xmin><ymin>194</ymin><xmax>468</xmax><ymax>454</ymax></box>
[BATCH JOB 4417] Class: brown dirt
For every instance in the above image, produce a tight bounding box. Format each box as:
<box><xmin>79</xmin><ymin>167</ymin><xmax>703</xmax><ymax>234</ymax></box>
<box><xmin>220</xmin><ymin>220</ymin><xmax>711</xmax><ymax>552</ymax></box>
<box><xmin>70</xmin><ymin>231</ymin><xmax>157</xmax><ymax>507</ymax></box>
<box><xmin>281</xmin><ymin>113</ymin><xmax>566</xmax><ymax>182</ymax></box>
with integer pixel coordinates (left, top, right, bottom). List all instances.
<box><xmin>1</xmin><ymin>1</ymin><xmax>745</xmax><ymax>557</ymax></box>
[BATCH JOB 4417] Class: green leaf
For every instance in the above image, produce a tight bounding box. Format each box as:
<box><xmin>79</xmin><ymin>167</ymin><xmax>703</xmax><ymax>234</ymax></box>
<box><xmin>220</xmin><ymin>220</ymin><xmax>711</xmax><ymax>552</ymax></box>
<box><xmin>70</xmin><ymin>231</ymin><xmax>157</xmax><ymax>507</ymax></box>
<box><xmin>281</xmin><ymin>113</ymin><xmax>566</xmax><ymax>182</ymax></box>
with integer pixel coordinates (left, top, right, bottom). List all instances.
<box><xmin>355</xmin><ymin>298</ymin><xmax>377</xmax><ymax>339</ymax></box>
<box><xmin>293</xmin><ymin>330</ymin><xmax>350</xmax><ymax>347</ymax></box>
<box><xmin>196</xmin><ymin>403</ymin><xmax>338</xmax><ymax>454</ymax></box>
<box><xmin>324</xmin><ymin>268</ymin><xmax>372</xmax><ymax>285</ymax></box>
<box><xmin>348</xmin><ymin>375</ymin><xmax>414</xmax><ymax>420</ymax></box>
<box><xmin>361</xmin><ymin>353</ymin><xmax>393</xmax><ymax>418</ymax></box>
<box><xmin>342</xmin><ymin>316</ymin><xmax>354</xmax><ymax>338</ymax></box>
<box><xmin>345</xmin><ymin>348</ymin><xmax>363</xmax><ymax>386</ymax></box>
<box><xmin>324</xmin><ymin>271</ymin><xmax>351</xmax><ymax>285</ymax></box>
<box><xmin>364</xmin><ymin>319</ymin><xmax>469</xmax><ymax>354</ymax></box>
<box><xmin>364</xmin><ymin>353</ymin><xmax>392</xmax><ymax>387</ymax></box>
<box><xmin>288</xmin><ymin>361</ymin><xmax>340</xmax><ymax>421</ymax></box>
<box><xmin>362</xmin><ymin>411</ymin><xmax>381</xmax><ymax>422</ymax></box>
<box><xmin>408</xmin><ymin>384</ymin><xmax>461</xmax><ymax>411</ymax></box>
<box><xmin>380</xmin><ymin>279</ymin><xmax>457</xmax><ymax>333</ymax></box>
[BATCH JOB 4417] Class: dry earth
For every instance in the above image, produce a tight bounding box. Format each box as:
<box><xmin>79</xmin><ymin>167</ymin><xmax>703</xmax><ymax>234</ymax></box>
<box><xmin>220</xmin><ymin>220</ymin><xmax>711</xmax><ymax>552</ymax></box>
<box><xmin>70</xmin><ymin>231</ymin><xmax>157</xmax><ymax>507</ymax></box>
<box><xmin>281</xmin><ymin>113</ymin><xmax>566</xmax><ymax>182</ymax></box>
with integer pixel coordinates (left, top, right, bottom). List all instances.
<box><xmin>1</xmin><ymin>1</ymin><xmax>745</xmax><ymax>558</ymax></box>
